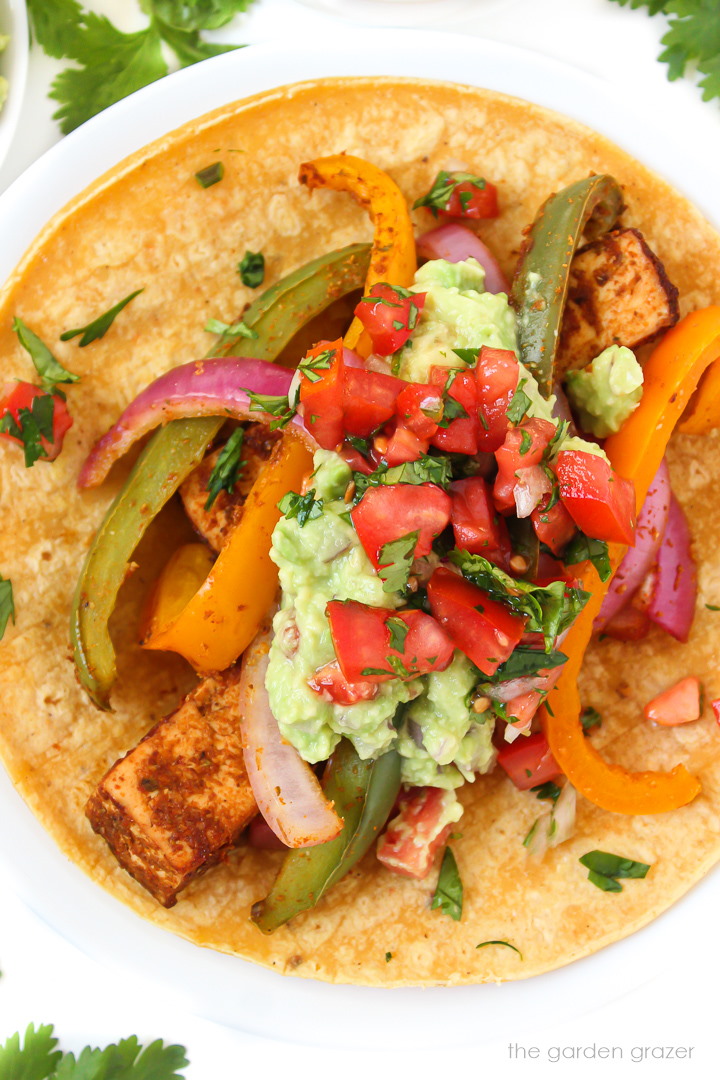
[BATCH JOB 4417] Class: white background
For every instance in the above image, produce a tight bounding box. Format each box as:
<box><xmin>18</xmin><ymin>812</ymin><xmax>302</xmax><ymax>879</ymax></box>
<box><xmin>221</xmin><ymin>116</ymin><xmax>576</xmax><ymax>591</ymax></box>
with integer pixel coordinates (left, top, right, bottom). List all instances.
<box><xmin>1</xmin><ymin>1</ymin><xmax>720</xmax><ymax>1077</ymax></box>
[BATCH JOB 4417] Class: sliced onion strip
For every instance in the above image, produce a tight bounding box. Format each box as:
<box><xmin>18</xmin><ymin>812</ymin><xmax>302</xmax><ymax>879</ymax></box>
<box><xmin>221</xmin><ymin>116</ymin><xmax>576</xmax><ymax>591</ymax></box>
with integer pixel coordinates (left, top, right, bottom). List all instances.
<box><xmin>416</xmin><ymin>223</ymin><xmax>510</xmax><ymax>294</ymax></box>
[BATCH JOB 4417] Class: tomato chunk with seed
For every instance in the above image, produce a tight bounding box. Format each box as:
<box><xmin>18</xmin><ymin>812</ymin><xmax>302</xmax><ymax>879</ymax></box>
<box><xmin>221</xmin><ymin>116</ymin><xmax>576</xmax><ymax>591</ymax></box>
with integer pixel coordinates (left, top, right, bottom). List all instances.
<box><xmin>299</xmin><ymin>339</ymin><xmax>345</xmax><ymax>450</ymax></box>
<box><xmin>493</xmin><ymin>417</ymin><xmax>556</xmax><ymax>514</ymax></box>
<box><xmin>496</xmin><ymin>731</ymin><xmax>562</xmax><ymax>790</ymax></box>
<box><xmin>377</xmin><ymin>786</ymin><xmax>457</xmax><ymax>879</ymax></box>
<box><xmin>644</xmin><ymin>676</ymin><xmax>703</xmax><ymax>726</ymax></box>
<box><xmin>326</xmin><ymin>600</ymin><xmax>454</xmax><ymax>683</ymax></box>
<box><xmin>449</xmin><ymin>476</ymin><xmax>510</xmax><ymax>567</ymax></box>
<box><xmin>342</xmin><ymin>367</ymin><xmax>406</xmax><ymax>437</ymax></box>
<box><xmin>555</xmin><ymin>449</ymin><xmax>636</xmax><ymax>545</ymax></box>
<box><xmin>531</xmin><ymin>497</ymin><xmax>576</xmax><ymax>554</ymax></box>
<box><xmin>396</xmin><ymin>382</ymin><xmax>444</xmax><ymax>439</ymax></box>
<box><xmin>475</xmin><ymin>346</ymin><xmax>520</xmax><ymax>452</ymax></box>
<box><xmin>429</xmin><ymin>368</ymin><xmax>479</xmax><ymax>454</ymax></box>
<box><xmin>354</xmin><ymin>283</ymin><xmax>426</xmax><ymax>355</ymax></box>
<box><xmin>0</xmin><ymin>380</ymin><xmax>73</xmax><ymax>463</ymax></box>
<box><xmin>426</xmin><ymin>566</ymin><xmax>527</xmax><ymax>675</ymax></box>
<box><xmin>350</xmin><ymin>483</ymin><xmax>451</xmax><ymax>567</ymax></box>
<box><xmin>307</xmin><ymin>660</ymin><xmax>378</xmax><ymax>705</ymax></box>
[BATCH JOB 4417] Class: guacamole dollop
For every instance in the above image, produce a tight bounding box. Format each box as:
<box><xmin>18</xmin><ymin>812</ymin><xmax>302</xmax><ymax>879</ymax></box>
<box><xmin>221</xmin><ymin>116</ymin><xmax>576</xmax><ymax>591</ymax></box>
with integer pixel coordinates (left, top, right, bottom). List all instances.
<box><xmin>564</xmin><ymin>345</ymin><xmax>643</xmax><ymax>438</ymax></box>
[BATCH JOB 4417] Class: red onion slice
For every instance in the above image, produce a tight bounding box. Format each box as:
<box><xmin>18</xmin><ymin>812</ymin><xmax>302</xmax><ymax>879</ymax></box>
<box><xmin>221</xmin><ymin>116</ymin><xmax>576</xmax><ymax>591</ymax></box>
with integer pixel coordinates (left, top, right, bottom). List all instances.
<box><xmin>513</xmin><ymin>465</ymin><xmax>552</xmax><ymax>519</ymax></box>
<box><xmin>238</xmin><ymin>625</ymin><xmax>342</xmax><ymax>849</ymax></box>
<box><xmin>596</xmin><ymin>459</ymin><xmax>671</xmax><ymax>630</ymax></box>
<box><xmin>79</xmin><ymin>357</ymin><xmax>313</xmax><ymax>489</ymax></box>
<box><xmin>646</xmin><ymin>493</ymin><xmax>698</xmax><ymax>642</ymax></box>
<box><xmin>416</xmin><ymin>223</ymin><xmax>510</xmax><ymax>294</ymax></box>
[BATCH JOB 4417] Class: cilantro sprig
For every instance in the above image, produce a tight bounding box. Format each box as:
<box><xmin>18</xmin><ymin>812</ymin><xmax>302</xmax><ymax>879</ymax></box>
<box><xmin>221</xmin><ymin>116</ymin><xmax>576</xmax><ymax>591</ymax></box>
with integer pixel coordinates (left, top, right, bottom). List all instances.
<box><xmin>352</xmin><ymin>454</ymin><xmax>452</xmax><ymax>501</ymax></box>
<box><xmin>431</xmin><ymin>846</ymin><xmax>463</xmax><ymax>920</ymax></box>
<box><xmin>0</xmin><ymin>394</ymin><xmax>56</xmax><ymax>467</ymax></box>
<box><xmin>413</xmin><ymin>171</ymin><xmax>488</xmax><ymax>217</ymax></box>
<box><xmin>13</xmin><ymin>318</ymin><xmax>79</xmax><ymax>393</ymax></box>
<box><xmin>607</xmin><ymin>0</ymin><xmax>720</xmax><ymax>104</ymax></box>
<box><xmin>27</xmin><ymin>0</ymin><xmax>255</xmax><ymax>134</ymax></box>
<box><xmin>277</xmin><ymin>488</ymin><xmax>324</xmax><ymax>527</ymax></box>
<box><xmin>60</xmin><ymin>289</ymin><xmax>144</xmax><ymax>347</ymax></box>
<box><xmin>0</xmin><ymin>1023</ymin><xmax>188</xmax><ymax>1079</ymax></box>
<box><xmin>204</xmin><ymin>428</ymin><xmax>244</xmax><ymax>510</ymax></box>
<box><xmin>580</xmin><ymin>849</ymin><xmax>651</xmax><ymax>892</ymax></box>
<box><xmin>377</xmin><ymin>531</ymin><xmax>418</xmax><ymax>593</ymax></box>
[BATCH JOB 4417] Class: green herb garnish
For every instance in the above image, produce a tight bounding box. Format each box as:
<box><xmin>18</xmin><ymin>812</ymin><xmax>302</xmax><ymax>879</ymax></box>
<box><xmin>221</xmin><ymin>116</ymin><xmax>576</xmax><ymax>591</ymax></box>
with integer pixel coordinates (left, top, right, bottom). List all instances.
<box><xmin>386</xmin><ymin>615</ymin><xmax>409</xmax><ymax>652</ymax></box>
<box><xmin>476</xmin><ymin>940</ymin><xmax>523</xmax><ymax>959</ymax></box>
<box><xmin>238</xmin><ymin>249</ymin><xmax>265</xmax><ymax>288</ymax></box>
<box><xmin>204</xmin><ymin>317</ymin><xmax>258</xmax><ymax>350</ymax></box>
<box><xmin>413</xmin><ymin>170</ymin><xmax>488</xmax><ymax>217</ymax></box>
<box><xmin>431</xmin><ymin>846</ymin><xmax>463</xmax><ymax>921</ymax></box>
<box><xmin>61</xmin><ymin>289</ymin><xmax>144</xmax><ymax>346</ymax></box>
<box><xmin>195</xmin><ymin>162</ymin><xmax>224</xmax><ymax>188</ymax></box>
<box><xmin>531</xmin><ymin>781</ymin><xmax>562</xmax><ymax>803</ymax></box>
<box><xmin>12</xmin><ymin>317</ymin><xmax>79</xmax><ymax>392</ymax></box>
<box><xmin>0</xmin><ymin>575</ymin><xmax>15</xmax><ymax>641</ymax></box>
<box><xmin>563</xmin><ymin>531</ymin><xmax>612</xmax><ymax>582</ymax></box>
<box><xmin>505</xmin><ymin>379</ymin><xmax>531</xmax><ymax>424</ymax></box>
<box><xmin>204</xmin><ymin>428</ymin><xmax>244</xmax><ymax>510</ymax></box>
<box><xmin>580</xmin><ymin>705</ymin><xmax>603</xmax><ymax>732</ymax></box>
<box><xmin>580</xmin><ymin>849</ymin><xmax>651</xmax><ymax>892</ymax></box>
<box><xmin>0</xmin><ymin>1022</ymin><xmax>188</xmax><ymax>1079</ymax></box>
<box><xmin>298</xmin><ymin>346</ymin><xmax>337</xmax><ymax>383</ymax></box>
<box><xmin>277</xmin><ymin>488</ymin><xmax>324</xmax><ymax>527</ymax></box>
<box><xmin>377</xmin><ymin>531</ymin><xmax>419</xmax><ymax>594</ymax></box>
<box><xmin>245</xmin><ymin>389</ymin><xmax>295</xmax><ymax>430</ymax></box>
<box><xmin>0</xmin><ymin>393</ymin><xmax>56</xmax><ymax>467</ymax></box>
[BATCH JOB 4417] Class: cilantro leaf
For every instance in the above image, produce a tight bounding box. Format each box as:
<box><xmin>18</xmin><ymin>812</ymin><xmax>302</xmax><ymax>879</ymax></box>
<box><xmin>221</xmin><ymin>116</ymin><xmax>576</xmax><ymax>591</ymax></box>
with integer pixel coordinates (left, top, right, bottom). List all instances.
<box><xmin>204</xmin><ymin>317</ymin><xmax>258</xmax><ymax>352</ymax></box>
<box><xmin>0</xmin><ymin>575</ymin><xmax>14</xmax><ymax>641</ymax></box>
<box><xmin>49</xmin><ymin>15</ymin><xmax>168</xmax><ymax>134</ymax></box>
<box><xmin>0</xmin><ymin>1022</ymin><xmax>62</xmax><ymax>1080</ymax></box>
<box><xmin>238</xmin><ymin>250</ymin><xmax>265</xmax><ymax>288</ymax></box>
<box><xmin>146</xmin><ymin>0</ymin><xmax>253</xmax><ymax>31</ymax></box>
<box><xmin>580</xmin><ymin>849</ymin><xmax>651</xmax><ymax>879</ymax></box>
<box><xmin>195</xmin><ymin>162</ymin><xmax>224</xmax><ymax>187</ymax></box>
<box><xmin>451</xmin><ymin>549</ymin><xmax>589</xmax><ymax>649</ymax></box>
<box><xmin>489</xmin><ymin>646</ymin><xmax>567</xmax><ymax>683</ymax></box>
<box><xmin>156</xmin><ymin>23</ymin><xmax>236</xmax><ymax>67</ymax></box>
<box><xmin>386</xmin><ymin>614</ymin><xmax>409</xmax><ymax>652</ymax></box>
<box><xmin>0</xmin><ymin>394</ymin><xmax>56</xmax><ymax>467</ymax></box>
<box><xmin>430</xmin><ymin>846</ymin><xmax>463</xmax><ymax>920</ymax></box>
<box><xmin>298</xmin><ymin>346</ymin><xmax>337</xmax><ymax>383</ymax></box>
<box><xmin>475</xmin><ymin>940</ymin><xmax>523</xmax><ymax>959</ymax></box>
<box><xmin>413</xmin><ymin>170</ymin><xmax>488</xmax><ymax>217</ymax></box>
<box><xmin>352</xmin><ymin>454</ymin><xmax>451</xmax><ymax>501</ymax></box>
<box><xmin>587</xmin><ymin>870</ymin><xmax>623</xmax><ymax>892</ymax></box>
<box><xmin>581</xmin><ymin>705</ymin><xmax>603</xmax><ymax>732</ymax></box>
<box><xmin>244</xmin><ymin>390</ymin><xmax>295</xmax><ymax>430</ymax></box>
<box><xmin>505</xmin><ymin>379</ymin><xmax>531</xmax><ymax>424</ymax></box>
<box><xmin>563</xmin><ymin>531</ymin><xmax>612</xmax><ymax>582</ymax></box>
<box><xmin>27</xmin><ymin>0</ymin><xmax>85</xmax><ymax>58</ymax></box>
<box><xmin>60</xmin><ymin>289</ymin><xmax>143</xmax><ymax>347</ymax></box>
<box><xmin>377</xmin><ymin>531</ymin><xmax>418</xmax><ymax>593</ymax></box>
<box><xmin>277</xmin><ymin>488</ymin><xmax>323</xmax><ymax>527</ymax></box>
<box><xmin>13</xmin><ymin>318</ymin><xmax>79</xmax><ymax>392</ymax></box>
<box><xmin>204</xmin><ymin>428</ymin><xmax>244</xmax><ymax>509</ymax></box>
<box><xmin>531</xmin><ymin>781</ymin><xmax>562</xmax><ymax>803</ymax></box>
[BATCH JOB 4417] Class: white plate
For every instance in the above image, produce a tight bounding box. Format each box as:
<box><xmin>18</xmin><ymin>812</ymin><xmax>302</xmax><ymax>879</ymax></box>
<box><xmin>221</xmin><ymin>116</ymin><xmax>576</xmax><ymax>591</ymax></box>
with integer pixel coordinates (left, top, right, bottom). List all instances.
<box><xmin>0</xmin><ymin>30</ymin><xmax>718</xmax><ymax>1049</ymax></box>
<box><xmin>0</xmin><ymin>0</ymin><xmax>28</xmax><ymax>172</ymax></box>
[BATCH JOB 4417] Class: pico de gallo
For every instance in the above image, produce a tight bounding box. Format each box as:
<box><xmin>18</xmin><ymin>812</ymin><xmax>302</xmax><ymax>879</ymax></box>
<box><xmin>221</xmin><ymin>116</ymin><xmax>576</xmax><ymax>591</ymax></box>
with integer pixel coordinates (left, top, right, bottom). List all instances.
<box><xmin>69</xmin><ymin>155</ymin><xmax>720</xmax><ymax>928</ymax></box>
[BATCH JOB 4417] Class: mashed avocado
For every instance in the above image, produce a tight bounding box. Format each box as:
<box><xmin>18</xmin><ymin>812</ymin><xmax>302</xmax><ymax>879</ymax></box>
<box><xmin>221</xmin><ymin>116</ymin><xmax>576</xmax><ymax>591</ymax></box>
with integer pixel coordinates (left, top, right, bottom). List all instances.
<box><xmin>564</xmin><ymin>345</ymin><xmax>643</xmax><ymax>438</ymax></box>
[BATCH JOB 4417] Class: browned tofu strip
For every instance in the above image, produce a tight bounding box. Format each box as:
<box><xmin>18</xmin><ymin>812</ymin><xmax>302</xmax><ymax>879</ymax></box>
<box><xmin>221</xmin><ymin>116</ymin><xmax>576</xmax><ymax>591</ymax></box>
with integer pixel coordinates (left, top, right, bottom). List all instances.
<box><xmin>86</xmin><ymin>669</ymin><xmax>256</xmax><ymax>907</ymax></box>
<box><xmin>179</xmin><ymin>423</ymin><xmax>281</xmax><ymax>552</ymax></box>
<box><xmin>557</xmin><ymin>227</ymin><xmax>679</xmax><ymax>373</ymax></box>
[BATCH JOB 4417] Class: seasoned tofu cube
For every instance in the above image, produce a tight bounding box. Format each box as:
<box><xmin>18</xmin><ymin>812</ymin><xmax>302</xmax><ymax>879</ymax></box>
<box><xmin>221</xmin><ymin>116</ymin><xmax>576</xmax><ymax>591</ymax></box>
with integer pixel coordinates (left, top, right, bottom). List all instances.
<box><xmin>86</xmin><ymin>670</ymin><xmax>256</xmax><ymax>907</ymax></box>
<box><xmin>179</xmin><ymin>423</ymin><xmax>280</xmax><ymax>552</ymax></box>
<box><xmin>558</xmin><ymin>227</ymin><xmax>679</xmax><ymax>373</ymax></box>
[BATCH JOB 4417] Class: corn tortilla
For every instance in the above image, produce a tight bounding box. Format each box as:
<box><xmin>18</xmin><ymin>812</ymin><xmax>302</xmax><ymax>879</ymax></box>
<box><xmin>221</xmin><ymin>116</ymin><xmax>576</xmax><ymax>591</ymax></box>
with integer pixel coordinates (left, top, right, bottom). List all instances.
<box><xmin>1</xmin><ymin>78</ymin><xmax>720</xmax><ymax>987</ymax></box>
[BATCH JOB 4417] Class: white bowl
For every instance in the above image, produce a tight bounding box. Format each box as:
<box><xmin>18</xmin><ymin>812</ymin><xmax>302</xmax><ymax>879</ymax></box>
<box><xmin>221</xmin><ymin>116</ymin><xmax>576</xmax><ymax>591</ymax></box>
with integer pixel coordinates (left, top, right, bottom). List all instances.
<box><xmin>0</xmin><ymin>0</ymin><xmax>28</xmax><ymax>171</ymax></box>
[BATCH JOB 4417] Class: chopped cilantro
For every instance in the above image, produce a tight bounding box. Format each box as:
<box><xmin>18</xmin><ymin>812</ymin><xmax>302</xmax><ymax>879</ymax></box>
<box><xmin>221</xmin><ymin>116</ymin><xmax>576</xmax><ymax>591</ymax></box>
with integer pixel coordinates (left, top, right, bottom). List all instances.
<box><xmin>413</xmin><ymin>170</ymin><xmax>487</xmax><ymax>217</ymax></box>
<box><xmin>244</xmin><ymin>389</ymin><xmax>295</xmax><ymax>430</ymax></box>
<box><xmin>706</xmin><ymin>603</ymin><xmax>720</xmax><ymax>611</ymax></box>
<box><xmin>377</xmin><ymin>531</ymin><xmax>419</xmax><ymax>593</ymax></box>
<box><xmin>204</xmin><ymin>317</ymin><xmax>258</xmax><ymax>351</ymax></box>
<box><xmin>476</xmin><ymin>940</ymin><xmax>523</xmax><ymax>960</ymax></box>
<box><xmin>430</xmin><ymin>846</ymin><xmax>463</xmax><ymax>921</ymax></box>
<box><xmin>12</xmin><ymin>317</ymin><xmax>79</xmax><ymax>392</ymax></box>
<box><xmin>505</xmin><ymin>379</ymin><xmax>531</xmax><ymax>424</ymax></box>
<box><xmin>204</xmin><ymin>428</ymin><xmax>244</xmax><ymax>510</ymax></box>
<box><xmin>352</xmin><ymin>454</ymin><xmax>451</xmax><ymax>501</ymax></box>
<box><xmin>0</xmin><ymin>1021</ymin><xmax>188</xmax><ymax>1078</ymax></box>
<box><xmin>0</xmin><ymin>393</ymin><xmax>56</xmax><ymax>467</ymax></box>
<box><xmin>580</xmin><ymin>849</ymin><xmax>650</xmax><ymax>880</ymax></box>
<box><xmin>277</xmin><ymin>488</ymin><xmax>323</xmax><ymax>527</ymax></box>
<box><xmin>580</xmin><ymin>705</ymin><xmax>602</xmax><ymax>732</ymax></box>
<box><xmin>563</xmin><ymin>531</ymin><xmax>612</xmax><ymax>582</ymax></box>
<box><xmin>452</xmin><ymin>348</ymin><xmax>479</xmax><ymax>366</ymax></box>
<box><xmin>587</xmin><ymin>870</ymin><xmax>623</xmax><ymax>892</ymax></box>
<box><xmin>519</xmin><ymin>428</ymin><xmax>533</xmax><ymax>455</ymax></box>
<box><xmin>488</xmin><ymin>646</ymin><xmax>567</xmax><ymax>683</ymax></box>
<box><xmin>386</xmin><ymin>615</ymin><xmax>409</xmax><ymax>652</ymax></box>
<box><xmin>60</xmin><ymin>289</ymin><xmax>144</xmax><ymax>346</ymax></box>
<box><xmin>195</xmin><ymin>162</ymin><xmax>224</xmax><ymax>188</ymax></box>
<box><xmin>385</xmin><ymin>951</ymin><xmax>393</xmax><ymax>962</ymax></box>
<box><xmin>0</xmin><ymin>575</ymin><xmax>15</xmax><ymax>640</ymax></box>
<box><xmin>238</xmin><ymin>249</ymin><xmax>265</xmax><ymax>288</ymax></box>
<box><xmin>298</xmin><ymin>346</ymin><xmax>337</xmax><ymax>384</ymax></box>
<box><xmin>346</xmin><ymin>434</ymin><xmax>372</xmax><ymax>458</ymax></box>
<box><xmin>531</xmin><ymin>781</ymin><xmax>561</xmax><ymax>803</ymax></box>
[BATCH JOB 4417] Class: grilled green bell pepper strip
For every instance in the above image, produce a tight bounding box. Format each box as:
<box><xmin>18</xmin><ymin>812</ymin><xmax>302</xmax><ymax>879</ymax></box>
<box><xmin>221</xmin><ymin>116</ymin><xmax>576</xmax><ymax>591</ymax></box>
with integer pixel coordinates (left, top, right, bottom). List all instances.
<box><xmin>71</xmin><ymin>243</ymin><xmax>371</xmax><ymax>709</ymax></box>
<box><xmin>251</xmin><ymin>739</ymin><xmax>401</xmax><ymax>933</ymax></box>
<box><xmin>511</xmin><ymin>175</ymin><xmax>623</xmax><ymax>398</ymax></box>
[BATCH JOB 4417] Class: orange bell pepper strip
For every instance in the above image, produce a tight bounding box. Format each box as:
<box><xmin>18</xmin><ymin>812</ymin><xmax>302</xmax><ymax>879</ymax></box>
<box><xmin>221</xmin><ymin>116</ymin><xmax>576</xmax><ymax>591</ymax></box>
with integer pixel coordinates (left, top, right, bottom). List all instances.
<box><xmin>298</xmin><ymin>154</ymin><xmax>416</xmax><ymax>357</ymax></box>
<box><xmin>542</xmin><ymin>307</ymin><xmax>720</xmax><ymax>814</ymax></box>
<box><xmin>140</xmin><ymin>543</ymin><xmax>215</xmax><ymax>642</ymax></box>
<box><xmin>142</xmin><ymin>434</ymin><xmax>314</xmax><ymax>673</ymax></box>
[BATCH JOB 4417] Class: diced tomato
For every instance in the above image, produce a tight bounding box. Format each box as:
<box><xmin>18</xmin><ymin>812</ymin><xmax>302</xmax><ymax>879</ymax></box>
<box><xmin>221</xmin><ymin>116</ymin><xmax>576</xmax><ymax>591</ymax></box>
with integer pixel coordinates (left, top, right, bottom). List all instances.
<box><xmin>555</xmin><ymin>449</ymin><xmax>636</xmax><ymax>545</ymax></box>
<box><xmin>307</xmin><ymin>660</ymin><xmax>378</xmax><ymax>705</ymax></box>
<box><xmin>326</xmin><ymin>600</ymin><xmax>454</xmax><ymax>684</ymax></box>
<box><xmin>475</xmin><ymin>346</ymin><xmax>520</xmax><ymax>452</ymax></box>
<box><xmin>248</xmin><ymin>815</ymin><xmax>288</xmax><ymax>850</ymax></box>
<box><xmin>342</xmin><ymin>367</ymin><xmax>406</xmax><ymax>437</ymax></box>
<box><xmin>354</xmin><ymin>283</ymin><xmax>426</xmax><ymax>355</ymax></box>
<box><xmin>429</xmin><ymin>368</ymin><xmax>479</xmax><ymax>455</ymax></box>
<box><xmin>426</xmin><ymin>566</ymin><xmax>527</xmax><ymax>675</ymax></box>
<box><xmin>438</xmin><ymin>175</ymin><xmax>499</xmax><ymax>220</ymax></box>
<box><xmin>602</xmin><ymin>604</ymin><xmax>651</xmax><ymax>641</ymax></box>
<box><xmin>449</xmin><ymin>476</ymin><xmax>511</xmax><ymax>568</ymax></box>
<box><xmin>350</xmin><ymin>483</ymin><xmax>451</xmax><ymax>567</ymax></box>
<box><xmin>531</xmin><ymin>497</ymin><xmax>576</xmax><ymax>554</ymax></box>
<box><xmin>376</xmin><ymin>786</ymin><xmax>456</xmax><ymax>879</ymax></box>
<box><xmin>0</xmin><ymin>380</ymin><xmax>73</xmax><ymax>462</ymax></box>
<box><xmin>339</xmin><ymin>441</ymin><xmax>374</xmax><ymax>475</ymax></box>
<box><xmin>396</xmin><ymin>382</ymin><xmax>444</xmax><ymax>439</ymax></box>
<box><xmin>493</xmin><ymin>418</ymin><xmax>556</xmax><ymax>514</ymax></box>
<box><xmin>644</xmin><ymin>676</ymin><xmax>703</xmax><ymax>726</ymax></box>
<box><xmin>496</xmin><ymin>731</ymin><xmax>562</xmax><ymax>790</ymax></box>
<box><xmin>506</xmin><ymin>690</ymin><xmax>544</xmax><ymax>732</ymax></box>
<box><xmin>376</xmin><ymin>422</ymin><xmax>429</xmax><ymax>466</ymax></box>
<box><xmin>298</xmin><ymin>339</ymin><xmax>345</xmax><ymax>450</ymax></box>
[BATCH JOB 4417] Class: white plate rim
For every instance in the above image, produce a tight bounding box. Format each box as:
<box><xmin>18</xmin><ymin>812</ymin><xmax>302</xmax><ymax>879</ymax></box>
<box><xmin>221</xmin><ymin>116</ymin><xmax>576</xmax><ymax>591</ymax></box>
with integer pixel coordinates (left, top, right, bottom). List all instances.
<box><xmin>0</xmin><ymin>0</ymin><xmax>29</xmax><ymax>173</ymax></box>
<box><xmin>0</xmin><ymin>29</ymin><xmax>717</xmax><ymax>1049</ymax></box>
